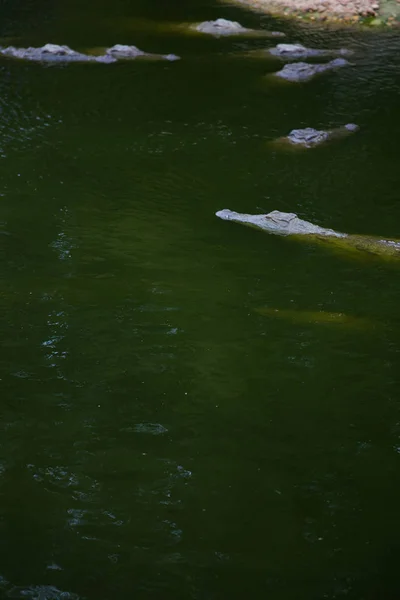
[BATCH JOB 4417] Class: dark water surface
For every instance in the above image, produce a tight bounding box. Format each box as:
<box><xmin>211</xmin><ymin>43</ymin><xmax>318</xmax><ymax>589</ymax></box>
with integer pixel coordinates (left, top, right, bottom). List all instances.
<box><xmin>1</xmin><ymin>0</ymin><xmax>400</xmax><ymax>598</ymax></box>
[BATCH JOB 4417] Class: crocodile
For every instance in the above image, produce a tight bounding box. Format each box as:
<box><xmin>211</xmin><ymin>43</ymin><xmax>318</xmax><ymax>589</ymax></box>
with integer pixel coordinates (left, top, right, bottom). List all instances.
<box><xmin>0</xmin><ymin>43</ymin><xmax>180</xmax><ymax>64</ymax></box>
<box><xmin>273</xmin><ymin>58</ymin><xmax>350</xmax><ymax>82</ymax></box>
<box><xmin>191</xmin><ymin>18</ymin><xmax>284</xmax><ymax>37</ymax></box>
<box><xmin>271</xmin><ymin>124</ymin><xmax>359</xmax><ymax>149</ymax></box>
<box><xmin>269</xmin><ymin>43</ymin><xmax>352</xmax><ymax>60</ymax></box>
<box><xmin>216</xmin><ymin>209</ymin><xmax>400</xmax><ymax>260</ymax></box>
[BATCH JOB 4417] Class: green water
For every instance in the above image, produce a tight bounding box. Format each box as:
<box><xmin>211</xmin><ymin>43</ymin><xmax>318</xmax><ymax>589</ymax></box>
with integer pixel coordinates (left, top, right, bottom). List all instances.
<box><xmin>1</xmin><ymin>1</ymin><xmax>400</xmax><ymax>598</ymax></box>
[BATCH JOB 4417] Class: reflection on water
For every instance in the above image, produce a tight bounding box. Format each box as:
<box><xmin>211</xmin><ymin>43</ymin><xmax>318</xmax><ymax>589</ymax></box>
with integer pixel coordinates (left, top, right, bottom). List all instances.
<box><xmin>0</xmin><ymin>83</ymin><xmax>60</xmax><ymax>155</ymax></box>
<box><xmin>127</xmin><ymin>422</ymin><xmax>169</xmax><ymax>434</ymax></box>
<box><xmin>1</xmin><ymin>584</ymin><xmax>80</xmax><ymax>599</ymax></box>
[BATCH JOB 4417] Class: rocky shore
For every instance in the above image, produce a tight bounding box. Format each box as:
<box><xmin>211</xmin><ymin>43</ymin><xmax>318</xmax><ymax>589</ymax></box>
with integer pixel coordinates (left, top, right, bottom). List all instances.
<box><xmin>221</xmin><ymin>0</ymin><xmax>400</xmax><ymax>24</ymax></box>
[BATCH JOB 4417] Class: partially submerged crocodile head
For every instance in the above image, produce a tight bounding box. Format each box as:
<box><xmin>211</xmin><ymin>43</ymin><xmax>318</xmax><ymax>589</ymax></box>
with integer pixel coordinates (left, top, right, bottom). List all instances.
<box><xmin>216</xmin><ymin>209</ymin><xmax>344</xmax><ymax>237</ymax></box>
<box><xmin>216</xmin><ymin>208</ymin><xmax>400</xmax><ymax>262</ymax></box>
<box><xmin>216</xmin><ymin>209</ymin><xmax>296</xmax><ymax>226</ymax></box>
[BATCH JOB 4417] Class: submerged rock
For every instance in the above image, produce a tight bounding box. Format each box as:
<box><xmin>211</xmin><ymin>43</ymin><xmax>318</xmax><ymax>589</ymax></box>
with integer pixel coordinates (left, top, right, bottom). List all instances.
<box><xmin>269</xmin><ymin>43</ymin><xmax>352</xmax><ymax>59</ymax></box>
<box><xmin>192</xmin><ymin>18</ymin><xmax>284</xmax><ymax>37</ymax></box>
<box><xmin>274</xmin><ymin>123</ymin><xmax>359</xmax><ymax>148</ymax></box>
<box><xmin>274</xmin><ymin>57</ymin><xmax>350</xmax><ymax>82</ymax></box>
<box><xmin>0</xmin><ymin>43</ymin><xmax>180</xmax><ymax>64</ymax></box>
<box><xmin>215</xmin><ymin>209</ymin><xmax>400</xmax><ymax>261</ymax></box>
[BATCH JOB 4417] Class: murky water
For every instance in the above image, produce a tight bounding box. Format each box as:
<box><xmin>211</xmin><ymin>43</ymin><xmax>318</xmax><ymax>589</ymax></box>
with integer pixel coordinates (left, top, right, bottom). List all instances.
<box><xmin>1</xmin><ymin>1</ymin><xmax>400</xmax><ymax>598</ymax></box>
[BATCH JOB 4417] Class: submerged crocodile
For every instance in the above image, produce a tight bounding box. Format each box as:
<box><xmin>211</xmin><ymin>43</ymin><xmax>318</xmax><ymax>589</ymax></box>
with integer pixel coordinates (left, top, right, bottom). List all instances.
<box><xmin>216</xmin><ymin>209</ymin><xmax>400</xmax><ymax>260</ymax></box>
<box><xmin>271</xmin><ymin>124</ymin><xmax>359</xmax><ymax>149</ymax></box>
<box><xmin>110</xmin><ymin>17</ymin><xmax>285</xmax><ymax>38</ymax></box>
<box><xmin>269</xmin><ymin>43</ymin><xmax>352</xmax><ymax>60</ymax></box>
<box><xmin>255</xmin><ymin>307</ymin><xmax>375</xmax><ymax>330</ymax></box>
<box><xmin>273</xmin><ymin>58</ymin><xmax>350</xmax><ymax>82</ymax></box>
<box><xmin>191</xmin><ymin>18</ymin><xmax>284</xmax><ymax>37</ymax></box>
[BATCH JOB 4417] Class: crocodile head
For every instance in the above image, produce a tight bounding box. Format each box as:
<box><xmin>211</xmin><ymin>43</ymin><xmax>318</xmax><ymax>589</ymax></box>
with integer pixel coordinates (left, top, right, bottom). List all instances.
<box><xmin>216</xmin><ymin>209</ymin><xmax>298</xmax><ymax>230</ymax></box>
